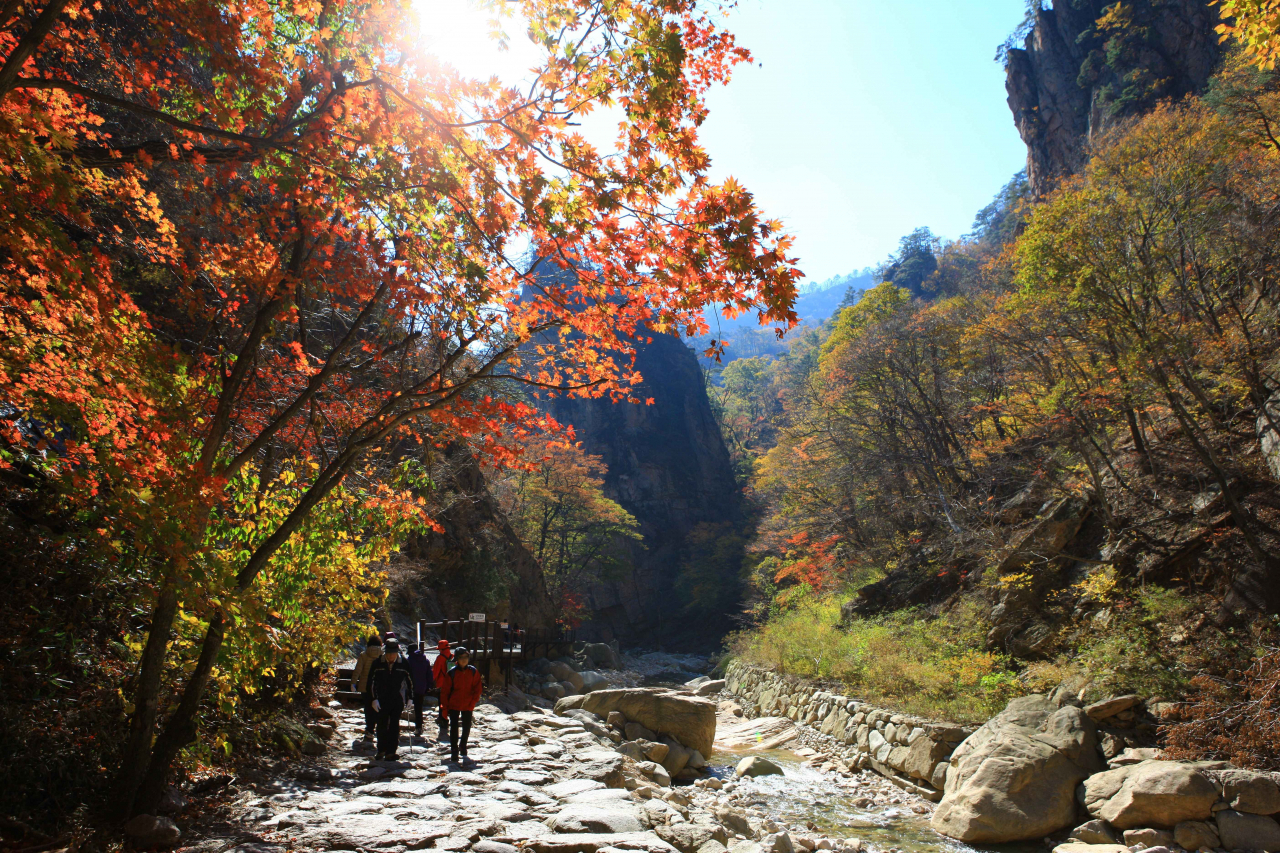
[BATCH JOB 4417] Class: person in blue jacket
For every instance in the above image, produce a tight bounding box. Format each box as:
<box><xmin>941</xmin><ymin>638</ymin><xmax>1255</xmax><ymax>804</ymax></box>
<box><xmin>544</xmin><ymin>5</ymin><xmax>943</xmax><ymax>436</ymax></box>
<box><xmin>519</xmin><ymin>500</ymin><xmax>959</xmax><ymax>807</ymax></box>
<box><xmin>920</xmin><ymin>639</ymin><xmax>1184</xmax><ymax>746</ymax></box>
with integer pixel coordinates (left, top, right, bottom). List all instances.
<box><xmin>406</xmin><ymin>642</ymin><xmax>435</xmax><ymax>739</ymax></box>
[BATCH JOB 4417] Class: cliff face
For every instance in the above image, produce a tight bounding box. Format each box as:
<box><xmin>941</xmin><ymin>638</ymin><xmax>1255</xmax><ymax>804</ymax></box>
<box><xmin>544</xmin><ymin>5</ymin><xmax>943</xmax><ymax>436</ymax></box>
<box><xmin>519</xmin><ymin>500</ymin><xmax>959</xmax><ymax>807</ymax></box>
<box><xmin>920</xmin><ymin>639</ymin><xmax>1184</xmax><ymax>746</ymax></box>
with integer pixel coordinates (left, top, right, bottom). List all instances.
<box><xmin>1006</xmin><ymin>0</ymin><xmax>1223</xmax><ymax>196</ymax></box>
<box><xmin>548</xmin><ymin>332</ymin><xmax>745</xmax><ymax>646</ymax></box>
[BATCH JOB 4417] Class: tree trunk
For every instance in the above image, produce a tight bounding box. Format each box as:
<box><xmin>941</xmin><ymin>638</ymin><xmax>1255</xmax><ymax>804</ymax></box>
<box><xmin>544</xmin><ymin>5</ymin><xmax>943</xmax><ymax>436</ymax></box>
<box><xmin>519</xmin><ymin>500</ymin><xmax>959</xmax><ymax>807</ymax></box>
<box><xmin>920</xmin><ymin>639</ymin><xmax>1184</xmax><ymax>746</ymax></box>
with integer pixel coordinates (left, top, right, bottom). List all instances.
<box><xmin>115</xmin><ymin>582</ymin><xmax>180</xmax><ymax>816</ymax></box>
<box><xmin>132</xmin><ymin>611</ymin><xmax>227</xmax><ymax>816</ymax></box>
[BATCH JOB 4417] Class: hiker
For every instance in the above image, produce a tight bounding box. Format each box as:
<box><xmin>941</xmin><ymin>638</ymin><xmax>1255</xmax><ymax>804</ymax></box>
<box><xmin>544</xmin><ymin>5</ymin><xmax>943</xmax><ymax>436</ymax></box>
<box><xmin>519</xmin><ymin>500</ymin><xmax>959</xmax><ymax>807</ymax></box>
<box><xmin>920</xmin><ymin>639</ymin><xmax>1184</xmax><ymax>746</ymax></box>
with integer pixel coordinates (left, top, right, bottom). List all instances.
<box><xmin>369</xmin><ymin>639</ymin><xmax>413</xmax><ymax>761</ymax></box>
<box><xmin>438</xmin><ymin>646</ymin><xmax>482</xmax><ymax>764</ymax></box>
<box><xmin>351</xmin><ymin>634</ymin><xmax>382</xmax><ymax>741</ymax></box>
<box><xmin>406</xmin><ymin>641</ymin><xmax>435</xmax><ymax>739</ymax></box>
<box><xmin>430</xmin><ymin>639</ymin><xmax>454</xmax><ymax>742</ymax></box>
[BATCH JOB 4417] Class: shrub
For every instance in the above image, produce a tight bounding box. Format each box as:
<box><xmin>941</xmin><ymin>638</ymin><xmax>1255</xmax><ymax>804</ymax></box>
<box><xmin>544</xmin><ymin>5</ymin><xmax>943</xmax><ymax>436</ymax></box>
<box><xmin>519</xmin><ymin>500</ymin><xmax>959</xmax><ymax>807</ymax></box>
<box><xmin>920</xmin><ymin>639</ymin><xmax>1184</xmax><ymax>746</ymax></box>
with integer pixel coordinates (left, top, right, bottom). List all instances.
<box><xmin>728</xmin><ymin>593</ymin><xmax>1021</xmax><ymax>722</ymax></box>
<box><xmin>1162</xmin><ymin>644</ymin><xmax>1280</xmax><ymax>771</ymax></box>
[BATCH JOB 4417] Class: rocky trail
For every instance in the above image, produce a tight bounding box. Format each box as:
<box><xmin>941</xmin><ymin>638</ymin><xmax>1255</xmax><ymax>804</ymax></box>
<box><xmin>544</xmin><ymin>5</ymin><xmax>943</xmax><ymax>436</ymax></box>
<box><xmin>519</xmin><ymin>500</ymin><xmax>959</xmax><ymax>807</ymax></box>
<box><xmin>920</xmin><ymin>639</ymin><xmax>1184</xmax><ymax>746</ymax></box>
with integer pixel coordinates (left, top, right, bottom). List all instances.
<box><xmin>166</xmin><ymin>658</ymin><xmax>952</xmax><ymax>853</ymax></box>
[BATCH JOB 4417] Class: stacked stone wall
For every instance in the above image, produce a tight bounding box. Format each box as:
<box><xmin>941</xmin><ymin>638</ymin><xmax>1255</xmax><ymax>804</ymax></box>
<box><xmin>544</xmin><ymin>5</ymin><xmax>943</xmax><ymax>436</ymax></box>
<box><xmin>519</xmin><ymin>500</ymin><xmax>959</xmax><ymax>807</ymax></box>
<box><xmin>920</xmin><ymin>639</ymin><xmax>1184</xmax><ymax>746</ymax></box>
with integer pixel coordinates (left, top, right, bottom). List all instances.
<box><xmin>723</xmin><ymin>661</ymin><xmax>974</xmax><ymax>801</ymax></box>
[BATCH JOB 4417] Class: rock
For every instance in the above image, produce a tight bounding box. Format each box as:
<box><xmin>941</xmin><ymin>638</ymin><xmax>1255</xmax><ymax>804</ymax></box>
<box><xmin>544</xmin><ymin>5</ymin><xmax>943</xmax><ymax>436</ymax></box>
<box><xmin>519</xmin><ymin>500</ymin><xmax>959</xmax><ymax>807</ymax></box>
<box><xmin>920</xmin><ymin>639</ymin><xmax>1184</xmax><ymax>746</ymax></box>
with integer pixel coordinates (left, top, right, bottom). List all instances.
<box><xmin>607</xmin><ymin>711</ymin><xmax>627</xmax><ymax>730</ymax></box>
<box><xmin>617</xmin><ymin>741</ymin><xmax>647</xmax><ymax>762</ymax></box>
<box><xmin>124</xmin><ymin>815</ymin><xmax>182</xmax><ymax>848</ymax></box>
<box><xmin>1084</xmin><ymin>695</ymin><xmax>1141</xmax><ymax>721</ymax></box>
<box><xmin>522</xmin><ymin>832</ymin><xmax>678</xmax><ymax>853</ymax></box>
<box><xmin>548</xmin><ymin>805</ymin><xmax>646</xmax><ymax>834</ymax></box>
<box><xmin>546</xmin><ymin>779</ymin><xmax>607</xmax><ymax>799</ymax></box>
<box><xmin>1081</xmin><ymin>760</ymin><xmax>1217</xmax><ymax>829</ymax></box>
<box><xmin>729</xmin><ymin>843</ymin><xmax>762</xmax><ymax>853</ymax></box>
<box><xmin>902</xmin><ymin>736</ymin><xmax>948</xmax><ymax>783</ymax></box>
<box><xmin>655</xmin><ymin>823</ymin><xmax>728</xmax><ymax>853</ymax></box>
<box><xmin>1111</xmin><ymin>748</ymin><xmax>1161</xmax><ymax>767</ymax></box>
<box><xmin>714</xmin><ymin>807</ymin><xmax>753</xmax><ymax>837</ymax></box>
<box><xmin>1216</xmin><ymin>810</ymin><xmax>1280</xmax><ymax>852</ymax></box>
<box><xmin>646</xmin><ymin>741</ymin><xmax>671</xmax><ymax>763</ymax></box>
<box><xmin>685</xmin><ymin>676</ymin><xmax>712</xmax><ymax>688</ymax></box>
<box><xmin>1122</xmin><ymin>828</ymin><xmax>1175</xmax><ymax>848</ymax></box>
<box><xmin>638</xmin><ymin>761</ymin><xmax>672</xmax><ymax>787</ymax></box>
<box><xmin>761</xmin><ymin>833</ymin><xmax>795</xmax><ymax>853</ymax></box>
<box><xmin>1070</xmin><ymin>820</ymin><xmax>1120</xmax><ymax>845</ymax></box>
<box><xmin>1173</xmin><ymin>821</ymin><xmax>1219</xmax><ymax>850</ymax></box>
<box><xmin>564</xmin><ymin>689</ymin><xmax>717</xmax><ymax>757</ymax></box>
<box><xmin>626</xmin><ymin>722</ymin><xmax>659</xmax><ymax>742</ymax></box>
<box><xmin>695</xmin><ymin>680</ymin><xmax>726</xmax><ymax>697</ymax></box>
<box><xmin>582</xmin><ymin>671</ymin><xmax>610</xmax><ymax>693</ymax></box>
<box><xmin>735</xmin><ymin>756</ymin><xmax>784</xmax><ymax>778</ymax></box>
<box><xmin>931</xmin><ymin>699</ymin><xmax>1100</xmax><ymax>843</ymax></box>
<box><xmin>474</xmin><ymin>843</ymin><xmax>520</xmax><ymax>853</ymax></box>
<box><xmin>156</xmin><ymin>786</ymin><xmax>187</xmax><ymax>816</ymax></box>
<box><xmin>582</xmin><ymin>643</ymin><xmax>621</xmax><ymax>670</ymax></box>
<box><xmin>686</xmin><ymin>749</ymin><xmax>707</xmax><ymax>770</ymax></box>
<box><xmin>1218</xmin><ymin>768</ymin><xmax>1280</xmax><ymax>815</ymax></box>
<box><xmin>659</xmin><ymin>736</ymin><xmax>692</xmax><ymax>776</ymax></box>
<box><xmin>1051</xmin><ymin>845</ymin><xmax>1129</xmax><ymax>853</ymax></box>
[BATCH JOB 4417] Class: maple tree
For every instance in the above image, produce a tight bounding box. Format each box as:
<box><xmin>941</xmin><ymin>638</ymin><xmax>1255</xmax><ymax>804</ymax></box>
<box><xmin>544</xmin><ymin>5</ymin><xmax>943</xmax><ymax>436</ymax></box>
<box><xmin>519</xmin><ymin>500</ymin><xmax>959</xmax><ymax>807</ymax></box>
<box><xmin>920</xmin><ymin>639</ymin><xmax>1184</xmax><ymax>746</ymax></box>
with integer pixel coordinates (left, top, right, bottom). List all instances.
<box><xmin>494</xmin><ymin>433</ymin><xmax>640</xmax><ymax>624</ymax></box>
<box><xmin>1</xmin><ymin>0</ymin><xmax>800</xmax><ymax>815</ymax></box>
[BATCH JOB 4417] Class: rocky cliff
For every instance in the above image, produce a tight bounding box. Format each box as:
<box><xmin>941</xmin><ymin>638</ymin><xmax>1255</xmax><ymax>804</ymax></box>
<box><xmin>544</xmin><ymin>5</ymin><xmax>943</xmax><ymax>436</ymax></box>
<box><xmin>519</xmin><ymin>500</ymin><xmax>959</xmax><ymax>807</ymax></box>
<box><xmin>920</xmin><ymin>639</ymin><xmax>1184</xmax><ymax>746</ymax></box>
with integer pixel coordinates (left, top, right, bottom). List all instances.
<box><xmin>1005</xmin><ymin>0</ymin><xmax>1223</xmax><ymax>196</ymax></box>
<box><xmin>548</xmin><ymin>331</ymin><xmax>745</xmax><ymax>646</ymax></box>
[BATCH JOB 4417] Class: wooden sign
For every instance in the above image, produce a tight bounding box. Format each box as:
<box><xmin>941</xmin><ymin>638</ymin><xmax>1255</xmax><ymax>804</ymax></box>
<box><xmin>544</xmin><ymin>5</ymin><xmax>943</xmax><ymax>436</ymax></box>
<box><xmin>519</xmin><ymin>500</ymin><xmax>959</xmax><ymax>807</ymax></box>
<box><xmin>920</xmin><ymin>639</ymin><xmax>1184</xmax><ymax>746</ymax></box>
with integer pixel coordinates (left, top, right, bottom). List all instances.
<box><xmin>468</xmin><ymin>613</ymin><xmax>486</xmax><ymax>622</ymax></box>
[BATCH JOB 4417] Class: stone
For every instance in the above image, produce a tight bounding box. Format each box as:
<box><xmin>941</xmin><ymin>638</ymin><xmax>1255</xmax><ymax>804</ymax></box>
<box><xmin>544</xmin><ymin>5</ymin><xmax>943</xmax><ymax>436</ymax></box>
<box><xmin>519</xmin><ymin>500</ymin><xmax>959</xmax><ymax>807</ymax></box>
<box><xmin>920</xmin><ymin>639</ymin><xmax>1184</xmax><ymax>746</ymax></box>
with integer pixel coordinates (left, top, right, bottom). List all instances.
<box><xmin>762</xmin><ymin>833</ymin><xmax>795</xmax><ymax>853</ymax></box>
<box><xmin>735</xmin><ymin>756</ymin><xmax>784</xmax><ymax>778</ymax></box>
<box><xmin>901</xmin><ymin>732</ymin><xmax>952</xmax><ymax>778</ymax></box>
<box><xmin>1051</xmin><ymin>845</ymin><xmax>1129</xmax><ymax>853</ymax></box>
<box><xmin>475</xmin><ymin>842</ymin><xmax>520</xmax><ymax>853</ymax></box>
<box><xmin>626</xmin><ymin>722</ymin><xmax>659</xmax><ymax>742</ymax></box>
<box><xmin>522</xmin><ymin>832</ymin><xmax>678</xmax><ymax>853</ymax></box>
<box><xmin>582</xmin><ymin>643</ymin><xmax>621</xmax><ymax>670</ymax></box>
<box><xmin>124</xmin><ymin>815</ymin><xmax>182</xmax><ymax>848</ymax></box>
<box><xmin>931</xmin><ymin>699</ymin><xmax>1101</xmax><ymax>843</ymax></box>
<box><xmin>546</xmin><ymin>779</ymin><xmax>607</xmax><ymax>799</ymax></box>
<box><xmin>729</xmin><ymin>843</ymin><xmax>763</xmax><ymax>853</ymax></box>
<box><xmin>582</xmin><ymin>671</ymin><xmax>610</xmax><ymax>693</ymax></box>
<box><xmin>1218</xmin><ymin>768</ymin><xmax>1280</xmax><ymax>815</ymax></box>
<box><xmin>695</xmin><ymin>680</ymin><xmax>726</xmax><ymax>697</ymax></box>
<box><xmin>1084</xmin><ymin>695</ymin><xmax>1141</xmax><ymax>721</ymax></box>
<box><xmin>655</xmin><ymin>823</ymin><xmax>728</xmax><ymax>853</ymax></box>
<box><xmin>1216</xmin><ymin>810</ymin><xmax>1280</xmax><ymax>852</ymax></box>
<box><xmin>659</xmin><ymin>736</ymin><xmax>692</xmax><ymax>776</ymax></box>
<box><xmin>714</xmin><ymin>807</ymin><xmax>753</xmax><ymax>838</ymax></box>
<box><xmin>617</xmin><ymin>741</ymin><xmax>647</xmax><ymax>762</ymax></box>
<box><xmin>1173</xmin><ymin>821</ymin><xmax>1219</xmax><ymax>850</ymax></box>
<box><xmin>1122</xmin><ymin>828</ymin><xmax>1175</xmax><ymax>848</ymax></box>
<box><xmin>564</xmin><ymin>689</ymin><xmax>718</xmax><ymax>756</ymax></box>
<box><xmin>548</xmin><ymin>805</ymin><xmax>646</xmax><ymax>834</ymax></box>
<box><xmin>607</xmin><ymin>711</ymin><xmax>627</xmax><ymax>730</ymax></box>
<box><xmin>1081</xmin><ymin>761</ymin><xmax>1217</xmax><ymax>829</ymax></box>
<box><xmin>686</xmin><ymin>749</ymin><xmax>707</xmax><ymax>770</ymax></box>
<box><xmin>1070</xmin><ymin>819</ymin><xmax>1120</xmax><ymax>845</ymax></box>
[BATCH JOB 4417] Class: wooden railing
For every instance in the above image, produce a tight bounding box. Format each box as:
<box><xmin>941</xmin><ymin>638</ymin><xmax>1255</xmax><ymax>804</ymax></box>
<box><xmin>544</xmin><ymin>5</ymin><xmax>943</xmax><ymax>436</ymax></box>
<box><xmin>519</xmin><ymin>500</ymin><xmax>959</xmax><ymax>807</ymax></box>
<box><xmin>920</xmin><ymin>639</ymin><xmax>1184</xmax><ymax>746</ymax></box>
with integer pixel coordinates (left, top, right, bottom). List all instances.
<box><xmin>415</xmin><ymin>620</ymin><xmax>575</xmax><ymax>686</ymax></box>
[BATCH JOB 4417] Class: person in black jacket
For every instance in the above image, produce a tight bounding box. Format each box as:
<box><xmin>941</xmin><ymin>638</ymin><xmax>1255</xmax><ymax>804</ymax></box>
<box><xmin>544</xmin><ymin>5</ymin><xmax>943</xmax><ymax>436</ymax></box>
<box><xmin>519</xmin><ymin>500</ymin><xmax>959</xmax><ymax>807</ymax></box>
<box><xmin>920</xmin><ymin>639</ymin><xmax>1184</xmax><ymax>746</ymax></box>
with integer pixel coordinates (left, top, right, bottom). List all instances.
<box><xmin>369</xmin><ymin>639</ymin><xmax>413</xmax><ymax>760</ymax></box>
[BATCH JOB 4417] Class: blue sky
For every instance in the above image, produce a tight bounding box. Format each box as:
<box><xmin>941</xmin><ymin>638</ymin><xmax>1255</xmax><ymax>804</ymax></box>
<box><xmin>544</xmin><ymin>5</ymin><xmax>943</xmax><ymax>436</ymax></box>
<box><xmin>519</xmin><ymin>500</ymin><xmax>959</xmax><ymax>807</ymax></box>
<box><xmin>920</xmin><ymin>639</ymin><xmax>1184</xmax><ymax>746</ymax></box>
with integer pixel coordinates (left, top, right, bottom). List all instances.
<box><xmin>416</xmin><ymin>0</ymin><xmax>1031</xmax><ymax>284</ymax></box>
<box><xmin>696</xmin><ymin>0</ymin><xmax>1031</xmax><ymax>282</ymax></box>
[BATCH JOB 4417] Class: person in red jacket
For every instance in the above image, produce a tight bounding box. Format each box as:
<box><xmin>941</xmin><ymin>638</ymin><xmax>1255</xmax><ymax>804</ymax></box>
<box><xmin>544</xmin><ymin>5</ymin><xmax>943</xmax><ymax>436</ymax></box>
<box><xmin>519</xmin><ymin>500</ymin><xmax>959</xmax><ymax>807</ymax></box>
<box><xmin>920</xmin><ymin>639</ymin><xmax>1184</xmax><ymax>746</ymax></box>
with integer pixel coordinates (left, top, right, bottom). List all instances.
<box><xmin>431</xmin><ymin>639</ymin><xmax>453</xmax><ymax>743</ymax></box>
<box><xmin>439</xmin><ymin>646</ymin><xmax>483</xmax><ymax>765</ymax></box>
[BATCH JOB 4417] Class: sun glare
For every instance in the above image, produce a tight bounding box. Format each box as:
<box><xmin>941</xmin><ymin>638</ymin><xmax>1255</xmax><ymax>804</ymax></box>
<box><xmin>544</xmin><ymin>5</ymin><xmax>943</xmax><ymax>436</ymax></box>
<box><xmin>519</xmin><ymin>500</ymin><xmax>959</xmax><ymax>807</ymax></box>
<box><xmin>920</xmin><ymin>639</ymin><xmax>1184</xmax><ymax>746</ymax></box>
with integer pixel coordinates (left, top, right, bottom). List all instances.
<box><xmin>413</xmin><ymin>0</ymin><xmax>539</xmax><ymax>84</ymax></box>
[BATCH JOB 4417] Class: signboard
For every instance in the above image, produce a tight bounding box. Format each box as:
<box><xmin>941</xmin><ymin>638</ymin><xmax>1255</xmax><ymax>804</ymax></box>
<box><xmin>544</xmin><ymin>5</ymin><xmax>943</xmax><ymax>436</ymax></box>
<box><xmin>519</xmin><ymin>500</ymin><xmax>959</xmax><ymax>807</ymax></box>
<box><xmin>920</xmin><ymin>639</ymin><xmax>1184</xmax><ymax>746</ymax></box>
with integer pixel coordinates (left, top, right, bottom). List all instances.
<box><xmin>468</xmin><ymin>612</ymin><xmax>486</xmax><ymax>622</ymax></box>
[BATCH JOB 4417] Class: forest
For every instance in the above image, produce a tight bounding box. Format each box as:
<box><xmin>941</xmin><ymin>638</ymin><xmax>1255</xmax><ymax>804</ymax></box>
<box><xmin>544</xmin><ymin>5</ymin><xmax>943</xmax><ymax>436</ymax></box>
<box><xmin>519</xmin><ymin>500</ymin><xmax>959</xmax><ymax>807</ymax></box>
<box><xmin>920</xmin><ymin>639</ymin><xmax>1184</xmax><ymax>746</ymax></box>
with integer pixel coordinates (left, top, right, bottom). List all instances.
<box><xmin>720</xmin><ymin>40</ymin><xmax>1280</xmax><ymax>752</ymax></box>
<box><xmin>5</xmin><ymin>0</ymin><xmax>1280</xmax><ymax>845</ymax></box>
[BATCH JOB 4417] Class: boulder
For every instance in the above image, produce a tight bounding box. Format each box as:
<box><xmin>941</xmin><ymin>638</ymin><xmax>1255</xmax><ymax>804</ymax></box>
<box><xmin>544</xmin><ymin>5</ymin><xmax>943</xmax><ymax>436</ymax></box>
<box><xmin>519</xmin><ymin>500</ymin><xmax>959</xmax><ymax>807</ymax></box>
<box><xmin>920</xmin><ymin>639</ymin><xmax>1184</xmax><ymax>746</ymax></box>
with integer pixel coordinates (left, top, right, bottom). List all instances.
<box><xmin>607</xmin><ymin>711</ymin><xmax>627</xmax><ymax>730</ymax></box>
<box><xmin>1216</xmin><ymin>810</ymin><xmax>1280</xmax><ymax>852</ymax></box>
<box><xmin>659</xmin><ymin>736</ymin><xmax>692</xmax><ymax>776</ymax></box>
<box><xmin>1218</xmin><ymin>768</ymin><xmax>1280</xmax><ymax>815</ymax></box>
<box><xmin>124</xmin><ymin>815</ymin><xmax>182</xmax><ymax>848</ymax></box>
<box><xmin>931</xmin><ymin>698</ymin><xmax>1101</xmax><ymax>843</ymax></box>
<box><xmin>1051</xmin><ymin>845</ymin><xmax>1128</xmax><ymax>853</ymax></box>
<box><xmin>1081</xmin><ymin>761</ymin><xmax>1217</xmax><ymax>829</ymax></box>
<box><xmin>582</xmin><ymin>643</ymin><xmax>621</xmax><ymax>670</ymax></box>
<box><xmin>761</xmin><ymin>834</ymin><xmax>795</xmax><ymax>853</ymax></box>
<box><xmin>902</xmin><ymin>736</ymin><xmax>948</xmax><ymax>783</ymax></box>
<box><xmin>548</xmin><ymin>805</ymin><xmax>646</xmax><ymax>834</ymax></box>
<box><xmin>581</xmin><ymin>671</ymin><xmax>610</xmax><ymax>693</ymax></box>
<box><xmin>1084</xmin><ymin>695</ymin><xmax>1140</xmax><ymax>721</ymax></box>
<box><xmin>522</xmin><ymin>832</ymin><xmax>678</xmax><ymax>853</ymax></box>
<box><xmin>1069</xmin><ymin>820</ymin><xmax>1120</xmax><ymax>845</ymax></box>
<box><xmin>1122</xmin><ymin>828</ymin><xmax>1175</xmax><ymax>848</ymax></box>
<box><xmin>656</xmin><ymin>824</ymin><xmax>728</xmax><ymax>853</ymax></box>
<box><xmin>551</xmin><ymin>661</ymin><xmax>585</xmax><ymax>692</ymax></box>
<box><xmin>560</xmin><ymin>680</ymin><xmax>581</xmax><ymax>697</ymax></box>
<box><xmin>714</xmin><ymin>807</ymin><xmax>753</xmax><ymax>837</ymax></box>
<box><xmin>1173</xmin><ymin>821</ymin><xmax>1219</xmax><ymax>851</ymax></box>
<box><xmin>626</xmin><ymin>722</ymin><xmax>659</xmax><ymax>742</ymax></box>
<box><xmin>735</xmin><ymin>756</ymin><xmax>784</xmax><ymax>778</ymax></box>
<box><xmin>562</xmin><ymin>689</ymin><xmax>717</xmax><ymax>756</ymax></box>
<box><xmin>695</xmin><ymin>680</ymin><xmax>726</xmax><ymax>697</ymax></box>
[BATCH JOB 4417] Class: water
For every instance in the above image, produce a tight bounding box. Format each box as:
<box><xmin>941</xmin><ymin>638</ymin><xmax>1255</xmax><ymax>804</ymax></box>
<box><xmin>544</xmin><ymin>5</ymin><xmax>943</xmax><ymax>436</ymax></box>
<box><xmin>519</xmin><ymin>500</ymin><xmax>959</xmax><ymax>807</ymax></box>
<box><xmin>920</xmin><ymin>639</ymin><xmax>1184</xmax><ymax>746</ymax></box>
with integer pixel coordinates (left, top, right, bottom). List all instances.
<box><xmin>706</xmin><ymin>743</ymin><xmax>1034</xmax><ymax>853</ymax></box>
